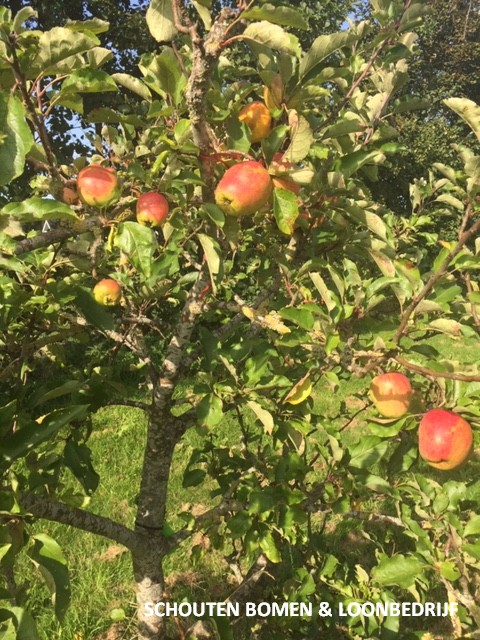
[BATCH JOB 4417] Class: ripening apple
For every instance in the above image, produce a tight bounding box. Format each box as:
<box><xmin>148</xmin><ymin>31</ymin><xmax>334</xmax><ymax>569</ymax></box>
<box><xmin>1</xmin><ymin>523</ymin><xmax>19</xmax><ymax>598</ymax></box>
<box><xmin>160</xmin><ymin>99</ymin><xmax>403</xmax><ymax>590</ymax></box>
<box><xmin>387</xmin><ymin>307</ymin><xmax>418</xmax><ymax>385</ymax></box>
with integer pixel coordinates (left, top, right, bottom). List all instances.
<box><xmin>238</xmin><ymin>102</ymin><xmax>272</xmax><ymax>143</ymax></box>
<box><xmin>370</xmin><ymin>372</ymin><xmax>412</xmax><ymax>418</ymax></box>
<box><xmin>93</xmin><ymin>278</ymin><xmax>122</xmax><ymax>306</ymax></box>
<box><xmin>215</xmin><ymin>161</ymin><xmax>273</xmax><ymax>217</ymax></box>
<box><xmin>418</xmin><ymin>409</ymin><xmax>473</xmax><ymax>470</ymax></box>
<box><xmin>136</xmin><ymin>192</ymin><xmax>169</xmax><ymax>227</ymax></box>
<box><xmin>77</xmin><ymin>165</ymin><xmax>119</xmax><ymax>207</ymax></box>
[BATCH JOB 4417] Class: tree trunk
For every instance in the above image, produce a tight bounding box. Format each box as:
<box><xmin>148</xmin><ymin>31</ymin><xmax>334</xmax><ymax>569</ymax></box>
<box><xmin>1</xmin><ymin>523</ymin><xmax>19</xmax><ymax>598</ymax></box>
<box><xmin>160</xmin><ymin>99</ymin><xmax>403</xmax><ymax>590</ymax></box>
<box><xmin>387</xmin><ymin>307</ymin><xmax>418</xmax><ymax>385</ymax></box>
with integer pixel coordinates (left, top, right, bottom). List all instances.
<box><xmin>133</xmin><ymin>543</ymin><xmax>167</xmax><ymax>640</ymax></box>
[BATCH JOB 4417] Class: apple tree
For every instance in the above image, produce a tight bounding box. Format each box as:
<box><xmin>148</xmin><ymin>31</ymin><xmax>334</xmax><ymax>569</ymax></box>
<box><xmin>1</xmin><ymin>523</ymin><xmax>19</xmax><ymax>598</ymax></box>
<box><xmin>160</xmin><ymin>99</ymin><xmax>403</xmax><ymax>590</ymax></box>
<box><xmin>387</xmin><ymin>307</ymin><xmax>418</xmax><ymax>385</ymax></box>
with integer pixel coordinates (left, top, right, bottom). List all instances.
<box><xmin>1</xmin><ymin>1</ymin><xmax>480</xmax><ymax>639</ymax></box>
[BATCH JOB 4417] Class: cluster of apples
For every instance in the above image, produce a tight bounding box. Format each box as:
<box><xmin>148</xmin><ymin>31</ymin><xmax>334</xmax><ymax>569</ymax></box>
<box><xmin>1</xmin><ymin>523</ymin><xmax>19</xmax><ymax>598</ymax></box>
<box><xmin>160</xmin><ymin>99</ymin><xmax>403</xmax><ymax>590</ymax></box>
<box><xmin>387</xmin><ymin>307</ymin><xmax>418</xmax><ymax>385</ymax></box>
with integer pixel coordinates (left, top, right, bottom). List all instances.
<box><xmin>370</xmin><ymin>372</ymin><xmax>474</xmax><ymax>471</ymax></box>
<box><xmin>74</xmin><ymin>165</ymin><xmax>171</xmax><ymax>307</ymax></box>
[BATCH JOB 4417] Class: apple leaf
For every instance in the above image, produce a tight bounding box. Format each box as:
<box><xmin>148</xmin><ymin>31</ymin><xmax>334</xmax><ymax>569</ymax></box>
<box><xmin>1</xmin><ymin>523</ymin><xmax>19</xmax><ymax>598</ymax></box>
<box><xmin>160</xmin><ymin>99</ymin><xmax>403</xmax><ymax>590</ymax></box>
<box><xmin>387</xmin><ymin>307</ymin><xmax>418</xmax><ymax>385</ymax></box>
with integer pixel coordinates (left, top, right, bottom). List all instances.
<box><xmin>259</xmin><ymin>531</ymin><xmax>281</xmax><ymax>563</ymax></box>
<box><xmin>0</xmin><ymin>405</ymin><xmax>89</xmax><ymax>468</ymax></box>
<box><xmin>372</xmin><ymin>553</ymin><xmax>425</xmax><ymax>588</ymax></box>
<box><xmin>273</xmin><ymin>188</ymin><xmax>299</xmax><ymax>235</ymax></box>
<box><xmin>111</xmin><ymin>73</ymin><xmax>152</xmax><ymax>100</ymax></box>
<box><xmin>284</xmin><ymin>111</ymin><xmax>314</xmax><ymax>162</ymax></box>
<box><xmin>64</xmin><ymin>18</ymin><xmax>110</xmax><ymax>35</ymax></box>
<box><xmin>197</xmin><ymin>233</ymin><xmax>222</xmax><ymax>295</ymax></box>
<box><xmin>348</xmin><ymin>436</ymin><xmax>389</xmax><ymax>469</ymax></box>
<box><xmin>28</xmin><ymin>534</ymin><xmax>70</xmax><ymax>622</ymax></box>
<box><xmin>0</xmin><ymin>607</ymin><xmax>40</xmax><ymax>640</ymax></box>
<box><xmin>0</xmin><ymin>94</ymin><xmax>34</xmax><ymax>188</ymax></box>
<box><xmin>196</xmin><ymin>393</ymin><xmax>223</xmax><ymax>428</ymax></box>
<box><xmin>283</xmin><ymin>374</ymin><xmax>313</xmax><ymax>405</ymax></box>
<box><xmin>247</xmin><ymin>400</ymin><xmax>274</xmax><ymax>435</ymax></box>
<box><xmin>242</xmin><ymin>4</ymin><xmax>309</xmax><ymax>30</ymax></box>
<box><xmin>114</xmin><ymin>221</ymin><xmax>157</xmax><ymax>278</ymax></box>
<box><xmin>146</xmin><ymin>0</ymin><xmax>177</xmax><ymax>43</ymax></box>
<box><xmin>1</xmin><ymin>197</ymin><xmax>78</xmax><ymax>221</ymax></box>
<box><xmin>31</xmin><ymin>27</ymin><xmax>99</xmax><ymax>75</ymax></box>
<box><xmin>61</xmin><ymin>69</ymin><xmax>118</xmax><ymax>94</ymax></box>
<box><xmin>300</xmin><ymin>31</ymin><xmax>357</xmax><ymax>80</ymax></box>
<box><xmin>191</xmin><ymin>0</ymin><xmax>211</xmax><ymax>29</ymax></box>
<box><xmin>139</xmin><ymin>49</ymin><xmax>186</xmax><ymax>105</ymax></box>
<box><xmin>243</xmin><ymin>22</ymin><xmax>301</xmax><ymax>58</ymax></box>
<box><xmin>444</xmin><ymin>98</ymin><xmax>480</xmax><ymax>143</ymax></box>
<box><xmin>464</xmin><ymin>515</ymin><xmax>480</xmax><ymax>537</ymax></box>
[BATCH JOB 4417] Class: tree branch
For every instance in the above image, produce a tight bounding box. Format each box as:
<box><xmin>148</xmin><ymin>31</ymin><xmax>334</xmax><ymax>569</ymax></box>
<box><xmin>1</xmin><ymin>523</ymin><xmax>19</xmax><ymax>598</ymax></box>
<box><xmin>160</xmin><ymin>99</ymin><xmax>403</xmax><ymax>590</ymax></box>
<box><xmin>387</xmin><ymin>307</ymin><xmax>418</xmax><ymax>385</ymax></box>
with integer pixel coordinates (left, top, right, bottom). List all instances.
<box><xmin>395</xmin><ymin>355</ymin><xmax>480</xmax><ymax>382</ymax></box>
<box><xmin>14</xmin><ymin>218</ymin><xmax>100</xmax><ymax>255</ymax></box>
<box><xmin>20</xmin><ymin>493</ymin><xmax>139</xmax><ymax>550</ymax></box>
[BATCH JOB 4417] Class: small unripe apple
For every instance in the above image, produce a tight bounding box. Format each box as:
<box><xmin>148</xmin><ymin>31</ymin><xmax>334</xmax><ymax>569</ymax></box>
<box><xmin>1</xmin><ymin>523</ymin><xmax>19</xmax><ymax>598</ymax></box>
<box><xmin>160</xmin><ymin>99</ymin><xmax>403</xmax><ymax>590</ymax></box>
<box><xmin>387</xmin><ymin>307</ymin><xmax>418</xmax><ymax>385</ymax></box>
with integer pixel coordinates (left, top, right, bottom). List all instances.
<box><xmin>238</xmin><ymin>102</ymin><xmax>272</xmax><ymax>143</ymax></box>
<box><xmin>370</xmin><ymin>372</ymin><xmax>412</xmax><ymax>418</ymax></box>
<box><xmin>215</xmin><ymin>160</ymin><xmax>273</xmax><ymax>217</ymax></box>
<box><xmin>136</xmin><ymin>192</ymin><xmax>169</xmax><ymax>227</ymax></box>
<box><xmin>77</xmin><ymin>165</ymin><xmax>119</xmax><ymax>207</ymax></box>
<box><xmin>419</xmin><ymin>409</ymin><xmax>473</xmax><ymax>470</ymax></box>
<box><xmin>93</xmin><ymin>278</ymin><xmax>122</xmax><ymax>306</ymax></box>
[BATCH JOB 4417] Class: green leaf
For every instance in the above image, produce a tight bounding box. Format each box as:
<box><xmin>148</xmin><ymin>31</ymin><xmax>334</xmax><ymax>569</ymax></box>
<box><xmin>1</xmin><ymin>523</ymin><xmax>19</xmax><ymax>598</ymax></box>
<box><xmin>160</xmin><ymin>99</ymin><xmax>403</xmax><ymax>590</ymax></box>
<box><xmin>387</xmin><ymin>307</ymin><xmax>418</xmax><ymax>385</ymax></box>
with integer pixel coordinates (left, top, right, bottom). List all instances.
<box><xmin>273</xmin><ymin>188</ymin><xmax>299</xmax><ymax>235</ymax></box>
<box><xmin>243</xmin><ymin>22</ymin><xmax>301</xmax><ymax>58</ymax></box>
<box><xmin>259</xmin><ymin>531</ymin><xmax>281</xmax><ymax>563</ymax></box>
<box><xmin>348</xmin><ymin>436</ymin><xmax>389</xmax><ymax>469</ymax></box>
<box><xmin>284</xmin><ymin>111</ymin><xmax>314</xmax><ymax>162</ymax></box>
<box><xmin>197</xmin><ymin>393</ymin><xmax>223</xmax><ymax>428</ymax></box>
<box><xmin>31</xmin><ymin>27</ymin><xmax>99</xmax><ymax>74</ymax></box>
<box><xmin>278</xmin><ymin>307</ymin><xmax>314</xmax><ymax>331</ymax></box>
<box><xmin>31</xmin><ymin>381</ymin><xmax>83</xmax><ymax>408</ymax></box>
<box><xmin>146</xmin><ymin>0</ymin><xmax>177</xmax><ymax>43</ymax></box>
<box><xmin>438</xmin><ymin>561</ymin><xmax>461</xmax><ymax>581</ymax></box>
<box><xmin>444</xmin><ymin>98</ymin><xmax>480</xmax><ymax>143</ymax></box>
<box><xmin>335</xmin><ymin>149</ymin><xmax>385</xmax><ymax>179</ymax></box>
<box><xmin>372</xmin><ymin>553</ymin><xmax>425</xmax><ymax>588</ymax></box>
<box><xmin>0</xmin><ymin>406</ymin><xmax>89</xmax><ymax>468</ymax></box>
<box><xmin>197</xmin><ymin>233</ymin><xmax>222</xmax><ymax>295</ymax></box>
<box><xmin>1</xmin><ymin>197</ymin><xmax>78</xmax><ymax>221</ymax></box>
<box><xmin>463</xmin><ymin>542</ymin><xmax>480</xmax><ymax>561</ymax></box>
<box><xmin>28</xmin><ymin>534</ymin><xmax>70</xmax><ymax>621</ymax></box>
<box><xmin>191</xmin><ymin>0</ymin><xmax>212</xmax><ymax>30</ymax></box>
<box><xmin>114</xmin><ymin>221</ymin><xmax>157</xmax><ymax>278</ymax></box>
<box><xmin>182</xmin><ymin>468</ymin><xmax>206</xmax><ymax>488</ymax></box>
<box><xmin>0</xmin><ymin>95</ymin><xmax>34</xmax><ymax>187</ymax></box>
<box><xmin>139</xmin><ymin>49</ymin><xmax>186</xmax><ymax>105</ymax></box>
<box><xmin>73</xmin><ymin>286</ymin><xmax>115</xmax><ymax>331</ymax></box>
<box><xmin>300</xmin><ymin>31</ymin><xmax>356</xmax><ymax>79</ymax></box>
<box><xmin>111</xmin><ymin>73</ymin><xmax>151</xmax><ymax>100</ymax></box>
<box><xmin>227</xmin><ymin>512</ymin><xmax>252</xmax><ymax>538</ymax></box>
<box><xmin>64</xmin><ymin>441</ymin><xmax>99</xmax><ymax>495</ymax></box>
<box><xmin>61</xmin><ymin>69</ymin><xmax>118</xmax><ymax>94</ymax></box>
<box><xmin>65</xmin><ymin>18</ymin><xmax>110</xmax><ymax>35</ymax></box>
<box><xmin>0</xmin><ymin>607</ymin><xmax>40</xmax><ymax>640</ymax></box>
<box><xmin>247</xmin><ymin>400</ymin><xmax>274</xmax><ymax>435</ymax></box>
<box><xmin>342</xmin><ymin>202</ymin><xmax>388</xmax><ymax>240</ymax></box>
<box><xmin>242</xmin><ymin>4</ymin><xmax>309</xmax><ymax>30</ymax></box>
<box><xmin>12</xmin><ymin>7</ymin><xmax>37</xmax><ymax>33</ymax></box>
<box><xmin>464</xmin><ymin>515</ymin><xmax>480</xmax><ymax>537</ymax></box>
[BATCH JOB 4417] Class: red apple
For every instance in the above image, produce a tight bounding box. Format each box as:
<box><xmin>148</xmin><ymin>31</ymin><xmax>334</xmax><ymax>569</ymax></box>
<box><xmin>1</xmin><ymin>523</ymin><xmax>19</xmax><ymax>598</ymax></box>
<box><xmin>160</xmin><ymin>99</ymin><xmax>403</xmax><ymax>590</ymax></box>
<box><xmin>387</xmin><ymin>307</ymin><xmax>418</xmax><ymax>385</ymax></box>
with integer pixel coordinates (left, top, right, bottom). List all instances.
<box><xmin>370</xmin><ymin>372</ymin><xmax>412</xmax><ymax>418</ymax></box>
<box><xmin>215</xmin><ymin>161</ymin><xmax>273</xmax><ymax>217</ymax></box>
<box><xmin>419</xmin><ymin>409</ymin><xmax>473</xmax><ymax>470</ymax></box>
<box><xmin>136</xmin><ymin>192</ymin><xmax>169</xmax><ymax>227</ymax></box>
<box><xmin>93</xmin><ymin>278</ymin><xmax>122</xmax><ymax>306</ymax></box>
<box><xmin>77</xmin><ymin>165</ymin><xmax>119</xmax><ymax>207</ymax></box>
<box><xmin>238</xmin><ymin>102</ymin><xmax>272</xmax><ymax>143</ymax></box>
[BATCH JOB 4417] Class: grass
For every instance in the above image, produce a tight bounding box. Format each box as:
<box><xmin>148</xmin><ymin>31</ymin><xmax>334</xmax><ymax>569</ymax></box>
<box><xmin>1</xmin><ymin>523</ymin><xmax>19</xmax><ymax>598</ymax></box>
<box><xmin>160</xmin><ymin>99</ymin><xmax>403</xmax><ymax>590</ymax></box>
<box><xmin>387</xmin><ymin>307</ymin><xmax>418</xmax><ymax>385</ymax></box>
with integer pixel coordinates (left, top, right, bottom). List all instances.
<box><xmin>9</xmin><ymin>334</ymin><xmax>480</xmax><ymax>639</ymax></box>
